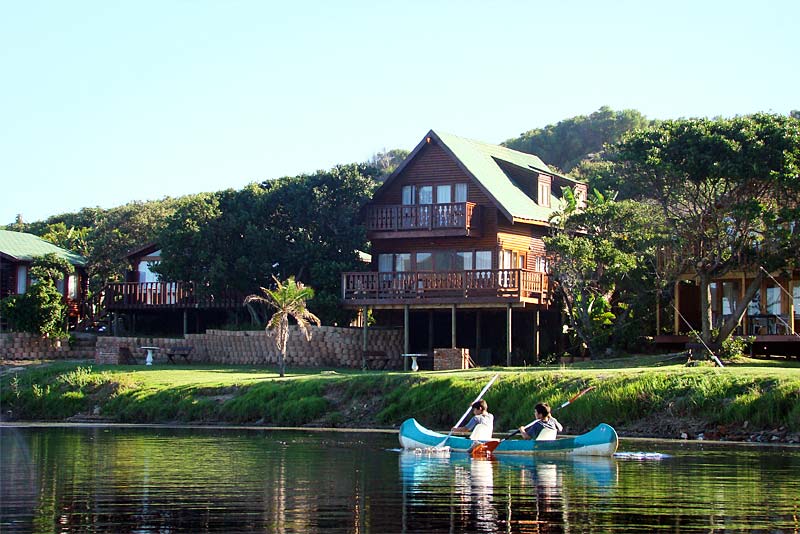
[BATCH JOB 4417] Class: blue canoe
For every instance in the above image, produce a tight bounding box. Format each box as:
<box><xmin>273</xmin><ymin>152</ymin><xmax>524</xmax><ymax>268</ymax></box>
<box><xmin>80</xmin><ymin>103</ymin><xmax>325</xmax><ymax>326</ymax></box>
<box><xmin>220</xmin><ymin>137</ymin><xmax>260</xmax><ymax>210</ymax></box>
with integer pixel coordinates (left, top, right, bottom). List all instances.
<box><xmin>399</xmin><ymin>418</ymin><xmax>618</xmax><ymax>456</ymax></box>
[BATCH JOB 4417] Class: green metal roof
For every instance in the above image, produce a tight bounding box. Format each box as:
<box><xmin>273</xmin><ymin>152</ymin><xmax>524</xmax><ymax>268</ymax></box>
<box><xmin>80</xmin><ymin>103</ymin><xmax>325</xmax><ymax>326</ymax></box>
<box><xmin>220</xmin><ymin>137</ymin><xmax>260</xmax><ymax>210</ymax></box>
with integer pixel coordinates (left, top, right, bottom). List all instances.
<box><xmin>0</xmin><ymin>230</ymin><xmax>87</xmax><ymax>267</ymax></box>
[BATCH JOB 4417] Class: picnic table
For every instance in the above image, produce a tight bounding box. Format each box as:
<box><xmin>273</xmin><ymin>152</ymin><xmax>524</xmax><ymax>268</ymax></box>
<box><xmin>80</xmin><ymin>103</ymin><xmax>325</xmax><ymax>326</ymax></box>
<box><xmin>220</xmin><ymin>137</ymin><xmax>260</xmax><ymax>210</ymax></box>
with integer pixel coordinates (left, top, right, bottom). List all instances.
<box><xmin>165</xmin><ymin>346</ymin><xmax>193</xmax><ymax>364</ymax></box>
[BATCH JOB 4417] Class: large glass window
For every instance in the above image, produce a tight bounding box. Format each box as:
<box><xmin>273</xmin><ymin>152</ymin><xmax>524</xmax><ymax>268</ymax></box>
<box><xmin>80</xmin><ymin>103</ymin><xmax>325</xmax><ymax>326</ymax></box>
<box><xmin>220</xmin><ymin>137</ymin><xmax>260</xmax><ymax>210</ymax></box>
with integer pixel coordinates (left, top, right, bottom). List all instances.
<box><xmin>16</xmin><ymin>266</ymin><xmax>26</xmax><ymax>294</ymax></box>
<box><xmin>455</xmin><ymin>252</ymin><xmax>472</xmax><ymax>270</ymax></box>
<box><xmin>419</xmin><ymin>186</ymin><xmax>433</xmax><ymax>204</ymax></box>
<box><xmin>475</xmin><ymin>251</ymin><xmax>492</xmax><ymax>270</ymax></box>
<box><xmin>794</xmin><ymin>285</ymin><xmax>800</xmax><ymax>315</ymax></box>
<box><xmin>433</xmin><ymin>251</ymin><xmax>452</xmax><ymax>271</ymax></box>
<box><xmin>416</xmin><ymin>252</ymin><xmax>433</xmax><ymax>271</ymax></box>
<box><xmin>748</xmin><ymin>290</ymin><xmax>761</xmax><ymax>316</ymax></box>
<box><xmin>455</xmin><ymin>183</ymin><xmax>467</xmax><ymax>203</ymax></box>
<box><xmin>396</xmin><ymin>254</ymin><xmax>411</xmax><ymax>272</ymax></box>
<box><xmin>378</xmin><ymin>254</ymin><xmax>393</xmax><ymax>272</ymax></box>
<box><xmin>68</xmin><ymin>274</ymin><xmax>78</xmax><ymax>299</ymax></box>
<box><xmin>721</xmin><ymin>281</ymin><xmax>739</xmax><ymax>315</ymax></box>
<box><xmin>710</xmin><ymin>282</ymin><xmax>720</xmax><ymax>314</ymax></box>
<box><xmin>436</xmin><ymin>185</ymin><xmax>451</xmax><ymax>204</ymax></box>
<box><xmin>767</xmin><ymin>286</ymin><xmax>782</xmax><ymax>315</ymax></box>
<box><xmin>401</xmin><ymin>185</ymin><xmax>415</xmax><ymax>205</ymax></box>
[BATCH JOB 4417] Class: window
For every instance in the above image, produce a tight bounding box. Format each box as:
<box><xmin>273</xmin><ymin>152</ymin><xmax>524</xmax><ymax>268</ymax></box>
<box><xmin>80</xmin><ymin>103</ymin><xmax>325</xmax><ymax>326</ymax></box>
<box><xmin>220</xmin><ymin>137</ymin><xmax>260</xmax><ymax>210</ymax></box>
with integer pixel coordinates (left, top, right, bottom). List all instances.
<box><xmin>748</xmin><ymin>290</ymin><xmax>761</xmax><ymax>316</ymax></box>
<box><xmin>794</xmin><ymin>285</ymin><xmax>800</xmax><ymax>316</ymax></box>
<box><xmin>436</xmin><ymin>185</ymin><xmax>451</xmax><ymax>204</ymax></box>
<box><xmin>419</xmin><ymin>186</ymin><xmax>433</xmax><ymax>204</ymax></box>
<box><xmin>416</xmin><ymin>252</ymin><xmax>433</xmax><ymax>271</ymax></box>
<box><xmin>433</xmin><ymin>251</ymin><xmax>452</xmax><ymax>271</ymax></box>
<box><xmin>402</xmin><ymin>185</ymin><xmax>415</xmax><ymax>205</ymax></box>
<box><xmin>475</xmin><ymin>251</ymin><xmax>492</xmax><ymax>270</ymax></box>
<box><xmin>538</xmin><ymin>182</ymin><xmax>551</xmax><ymax>207</ymax></box>
<box><xmin>710</xmin><ymin>282</ymin><xmax>720</xmax><ymax>314</ymax></box>
<box><xmin>766</xmin><ymin>286</ymin><xmax>782</xmax><ymax>315</ymax></box>
<box><xmin>535</xmin><ymin>256</ymin><xmax>548</xmax><ymax>273</ymax></box>
<box><xmin>455</xmin><ymin>252</ymin><xmax>472</xmax><ymax>270</ymax></box>
<box><xmin>455</xmin><ymin>183</ymin><xmax>467</xmax><ymax>203</ymax></box>
<box><xmin>16</xmin><ymin>266</ymin><xmax>26</xmax><ymax>294</ymax></box>
<box><xmin>378</xmin><ymin>254</ymin><xmax>393</xmax><ymax>272</ymax></box>
<box><xmin>396</xmin><ymin>254</ymin><xmax>411</xmax><ymax>272</ymax></box>
<box><xmin>68</xmin><ymin>274</ymin><xmax>78</xmax><ymax>299</ymax></box>
<box><xmin>721</xmin><ymin>281</ymin><xmax>739</xmax><ymax>315</ymax></box>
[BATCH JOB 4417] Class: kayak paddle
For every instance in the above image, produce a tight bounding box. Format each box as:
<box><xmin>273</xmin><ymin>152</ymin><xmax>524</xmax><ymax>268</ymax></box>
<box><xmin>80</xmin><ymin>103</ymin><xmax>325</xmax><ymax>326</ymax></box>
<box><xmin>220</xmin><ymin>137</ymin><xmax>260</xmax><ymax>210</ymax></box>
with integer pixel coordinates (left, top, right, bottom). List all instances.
<box><xmin>438</xmin><ymin>373</ymin><xmax>500</xmax><ymax>447</ymax></box>
<box><xmin>471</xmin><ymin>385</ymin><xmax>595</xmax><ymax>456</ymax></box>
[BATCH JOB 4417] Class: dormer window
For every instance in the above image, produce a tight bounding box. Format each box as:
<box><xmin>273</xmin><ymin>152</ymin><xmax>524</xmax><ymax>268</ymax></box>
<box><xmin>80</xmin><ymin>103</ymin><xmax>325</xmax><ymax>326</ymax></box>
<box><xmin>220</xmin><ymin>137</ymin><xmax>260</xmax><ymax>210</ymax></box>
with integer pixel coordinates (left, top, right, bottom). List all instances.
<box><xmin>537</xmin><ymin>174</ymin><xmax>552</xmax><ymax>207</ymax></box>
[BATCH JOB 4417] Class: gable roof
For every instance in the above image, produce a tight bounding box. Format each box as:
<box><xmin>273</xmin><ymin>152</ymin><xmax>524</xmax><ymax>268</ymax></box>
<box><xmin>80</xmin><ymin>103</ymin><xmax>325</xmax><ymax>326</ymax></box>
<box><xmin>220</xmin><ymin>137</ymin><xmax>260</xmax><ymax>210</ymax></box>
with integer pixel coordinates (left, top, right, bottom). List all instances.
<box><xmin>380</xmin><ymin>130</ymin><xmax>584</xmax><ymax>224</ymax></box>
<box><xmin>0</xmin><ymin>230</ymin><xmax>87</xmax><ymax>267</ymax></box>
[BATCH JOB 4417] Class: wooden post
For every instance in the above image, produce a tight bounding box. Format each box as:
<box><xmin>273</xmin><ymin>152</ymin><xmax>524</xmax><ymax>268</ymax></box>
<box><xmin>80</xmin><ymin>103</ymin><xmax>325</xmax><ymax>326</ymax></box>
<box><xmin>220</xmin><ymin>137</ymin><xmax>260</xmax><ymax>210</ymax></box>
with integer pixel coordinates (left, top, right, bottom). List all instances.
<box><xmin>788</xmin><ymin>279</ymin><xmax>795</xmax><ymax>335</ymax></box>
<box><xmin>673</xmin><ymin>281</ymin><xmax>681</xmax><ymax>334</ymax></box>
<box><xmin>183</xmin><ymin>310</ymin><xmax>188</xmax><ymax>337</ymax></box>
<box><xmin>428</xmin><ymin>311</ymin><xmax>434</xmax><ymax>353</ymax></box>
<box><xmin>112</xmin><ymin>312</ymin><xmax>118</xmax><ymax>336</ymax></box>
<box><xmin>131</xmin><ymin>313</ymin><xmax>136</xmax><ymax>335</ymax></box>
<box><xmin>475</xmin><ymin>311</ymin><xmax>482</xmax><ymax>361</ymax></box>
<box><xmin>451</xmin><ymin>304</ymin><xmax>456</xmax><ymax>348</ymax></box>
<box><xmin>362</xmin><ymin>306</ymin><xmax>368</xmax><ymax>370</ymax></box>
<box><xmin>533</xmin><ymin>309</ymin><xmax>540</xmax><ymax>364</ymax></box>
<box><xmin>404</xmin><ymin>305</ymin><xmax>410</xmax><ymax>371</ymax></box>
<box><xmin>506</xmin><ymin>303</ymin><xmax>512</xmax><ymax>366</ymax></box>
<box><xmin>655</xmin><ymin>291</ymin><xmax>661</xmax><ymax>336</ymax></box>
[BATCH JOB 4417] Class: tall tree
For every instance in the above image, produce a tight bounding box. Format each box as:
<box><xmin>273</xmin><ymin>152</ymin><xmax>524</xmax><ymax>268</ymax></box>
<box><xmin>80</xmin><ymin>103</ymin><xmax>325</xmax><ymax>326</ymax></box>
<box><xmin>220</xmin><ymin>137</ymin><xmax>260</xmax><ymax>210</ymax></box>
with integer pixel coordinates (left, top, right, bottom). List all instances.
<box><xmin>245</xmin><ymin>276</ymin><xmax>321</xmax><ymax>377</ymax></box>
<box><xmin>546</xmin><ymin>189</ymin><xmax>666</xmax><ymax>358</ymax></box>
<box><xmin>613</xmin><ymin>113</ymin><xmax>800</xmax><ymax>346</ymax></box>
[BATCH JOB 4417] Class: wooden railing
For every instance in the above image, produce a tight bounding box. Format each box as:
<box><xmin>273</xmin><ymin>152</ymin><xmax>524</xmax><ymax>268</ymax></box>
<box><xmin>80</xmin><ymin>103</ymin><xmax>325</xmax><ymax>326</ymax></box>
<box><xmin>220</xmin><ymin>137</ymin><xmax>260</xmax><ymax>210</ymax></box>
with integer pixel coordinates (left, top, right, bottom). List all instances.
<box><xmin>103</xmin><ymin>282</ymin><xmax>245</xmax><ymax>309</ymax></box>
<box><xmin>342</xmin><ymin>269</ymin><xmax>549</xmax><ymax>302</ymax></box>
<box><xmin>366</xmin><ymin>202</ymin><xmax>479</xmax><ymax>232</ymax></box>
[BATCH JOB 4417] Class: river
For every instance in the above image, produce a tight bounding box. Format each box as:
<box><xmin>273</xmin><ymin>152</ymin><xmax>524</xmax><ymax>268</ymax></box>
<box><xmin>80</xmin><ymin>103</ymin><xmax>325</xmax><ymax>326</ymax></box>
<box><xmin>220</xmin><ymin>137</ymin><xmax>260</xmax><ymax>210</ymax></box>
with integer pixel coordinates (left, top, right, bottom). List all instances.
<box><xmin>1</xmin><ymin>425</ymin><xmax>798</xmax><ymax>533</ymax></box>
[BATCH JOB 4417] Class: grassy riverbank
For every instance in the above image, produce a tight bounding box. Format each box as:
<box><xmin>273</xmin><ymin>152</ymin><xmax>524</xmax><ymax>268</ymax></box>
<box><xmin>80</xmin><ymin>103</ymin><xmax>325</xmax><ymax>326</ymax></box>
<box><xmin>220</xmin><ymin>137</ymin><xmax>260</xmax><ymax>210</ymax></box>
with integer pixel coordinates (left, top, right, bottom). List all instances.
<box><xmin>2</xmin><ymin>355</ymin><xmax>799</xmax><ymax>443</ymax></box>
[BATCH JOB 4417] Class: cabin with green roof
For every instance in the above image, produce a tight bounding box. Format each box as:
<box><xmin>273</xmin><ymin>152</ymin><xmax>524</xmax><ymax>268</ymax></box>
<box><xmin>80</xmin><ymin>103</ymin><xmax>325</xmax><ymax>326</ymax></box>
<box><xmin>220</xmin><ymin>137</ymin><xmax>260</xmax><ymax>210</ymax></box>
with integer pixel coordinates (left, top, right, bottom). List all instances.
<box><xmin>342</xmin><ymin>130</ymin><xmax>587</xmax><ymax>365</ymax></box>
<box><xmin>0</xmin><ymin>229</ymin><xmax>88</xmax><ymax>325</ymax></box>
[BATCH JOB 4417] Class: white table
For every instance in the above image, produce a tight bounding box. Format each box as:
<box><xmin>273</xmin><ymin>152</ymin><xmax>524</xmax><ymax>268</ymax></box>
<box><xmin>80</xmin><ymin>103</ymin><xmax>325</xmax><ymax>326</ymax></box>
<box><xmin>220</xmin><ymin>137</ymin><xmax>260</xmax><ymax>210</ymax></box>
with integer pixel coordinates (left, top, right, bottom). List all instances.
<box><xmin>402</xmin><ymin>353</ymin><xmax>429</xmax><ymax>372</ymax></box>
<box><xmin>140</xmin><ymin>346</ymin><xmax>160</xmax><ymax>366</ymax></box>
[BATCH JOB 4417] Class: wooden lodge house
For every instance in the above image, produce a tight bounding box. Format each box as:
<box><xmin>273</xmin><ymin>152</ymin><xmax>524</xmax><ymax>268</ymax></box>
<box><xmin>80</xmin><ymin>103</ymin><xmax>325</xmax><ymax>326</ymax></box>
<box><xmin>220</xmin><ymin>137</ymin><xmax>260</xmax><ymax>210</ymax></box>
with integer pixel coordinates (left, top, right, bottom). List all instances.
<box><xmin>0</xmin><ymin>229</ymin><xmax>88</xmax><ymax>328</ymax></box>
<box><xmin>341</xmin><ymin>130</ymin><xmax>587</xmax><ymax>366</ymax></box>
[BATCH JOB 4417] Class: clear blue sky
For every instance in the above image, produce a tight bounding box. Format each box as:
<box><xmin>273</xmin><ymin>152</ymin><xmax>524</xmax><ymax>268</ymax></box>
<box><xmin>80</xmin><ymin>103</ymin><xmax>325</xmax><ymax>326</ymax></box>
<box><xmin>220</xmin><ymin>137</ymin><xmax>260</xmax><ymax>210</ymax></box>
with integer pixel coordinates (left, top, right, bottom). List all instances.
<box><xmin>2</xmin><ymin>1</ymin><xmax>797</xmax><ymax>224</ymax></box>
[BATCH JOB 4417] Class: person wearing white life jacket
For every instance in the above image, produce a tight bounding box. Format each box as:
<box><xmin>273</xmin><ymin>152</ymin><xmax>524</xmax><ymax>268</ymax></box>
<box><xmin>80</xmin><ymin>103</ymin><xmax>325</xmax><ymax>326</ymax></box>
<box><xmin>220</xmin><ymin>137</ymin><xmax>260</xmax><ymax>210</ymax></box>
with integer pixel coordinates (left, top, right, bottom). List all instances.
<box><xmin>452</xmin><ymin>399</ymin><xmax>494</xmax><ymax>440</ymax></box>
<box><xmin>519</xmin><ymin>402</ymin><xmax>562</xmax><ymax>440</ymax></box>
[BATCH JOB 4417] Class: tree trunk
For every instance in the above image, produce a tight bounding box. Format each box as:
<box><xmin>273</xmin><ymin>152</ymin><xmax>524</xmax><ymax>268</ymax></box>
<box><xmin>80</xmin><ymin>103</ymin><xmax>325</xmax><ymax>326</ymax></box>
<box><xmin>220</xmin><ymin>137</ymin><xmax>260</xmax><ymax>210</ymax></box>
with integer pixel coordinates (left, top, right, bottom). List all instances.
<box><xmin>698</xmin><ymin>272</ymin><xmax>713</xmax><ymax>344</ymax></box>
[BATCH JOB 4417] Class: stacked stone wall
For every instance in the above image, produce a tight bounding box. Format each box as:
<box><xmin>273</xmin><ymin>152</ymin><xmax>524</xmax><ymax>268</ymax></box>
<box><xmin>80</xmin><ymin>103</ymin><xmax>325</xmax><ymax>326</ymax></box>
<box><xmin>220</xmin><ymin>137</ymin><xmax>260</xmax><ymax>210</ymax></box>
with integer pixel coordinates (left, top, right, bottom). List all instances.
<box><xmin>0</xmin><ymin>332</ymin><xmax>96</xmax><ymax>360</ymax></box>
<box><xmin>95</xmin><ymin>326</ymin><xmax>403</xmax><ymax>368</ymax></box>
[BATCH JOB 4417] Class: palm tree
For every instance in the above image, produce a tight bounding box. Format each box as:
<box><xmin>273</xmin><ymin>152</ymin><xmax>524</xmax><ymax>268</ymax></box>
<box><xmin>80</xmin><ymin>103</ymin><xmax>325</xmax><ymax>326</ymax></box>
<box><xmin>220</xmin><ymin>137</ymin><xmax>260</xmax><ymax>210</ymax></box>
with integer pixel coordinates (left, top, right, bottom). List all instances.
<box><xmin>245</xmin><ymin>276</ymin><xmax>321</xmax><ymax>377</ymax></box>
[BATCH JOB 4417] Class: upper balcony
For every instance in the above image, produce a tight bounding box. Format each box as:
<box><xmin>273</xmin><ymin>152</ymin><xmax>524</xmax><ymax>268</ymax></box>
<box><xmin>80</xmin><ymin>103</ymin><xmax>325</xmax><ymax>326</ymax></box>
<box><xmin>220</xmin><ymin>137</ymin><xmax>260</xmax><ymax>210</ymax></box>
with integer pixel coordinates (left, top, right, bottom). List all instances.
<box><xmin>366</xmin><ymin>202</ymin><xmax>481</xmax><ymax>239</ymax></box>
<box><xmin>341</xmin><ymin>269</ymin><xmax>549</xmax><ymax>307</ymax></box>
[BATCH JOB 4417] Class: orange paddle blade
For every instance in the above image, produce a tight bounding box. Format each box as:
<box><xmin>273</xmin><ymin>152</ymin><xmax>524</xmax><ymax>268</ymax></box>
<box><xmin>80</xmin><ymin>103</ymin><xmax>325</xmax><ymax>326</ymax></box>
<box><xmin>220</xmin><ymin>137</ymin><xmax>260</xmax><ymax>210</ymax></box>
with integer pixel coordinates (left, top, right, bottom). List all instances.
<box><xmin>470</xmin><ymin>440</ymin><xmax>500</xmax><ymax>457</ymax></box>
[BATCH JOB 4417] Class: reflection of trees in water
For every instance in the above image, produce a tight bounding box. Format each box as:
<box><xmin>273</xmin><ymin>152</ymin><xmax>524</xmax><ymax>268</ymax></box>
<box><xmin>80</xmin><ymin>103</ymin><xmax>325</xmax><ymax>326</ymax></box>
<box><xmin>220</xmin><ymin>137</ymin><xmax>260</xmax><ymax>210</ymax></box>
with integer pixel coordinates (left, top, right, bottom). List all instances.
<box><xmin>0</xmin><ymin>427</ymin><xmax>38</xmax><ymax>534</ymax></box>
<box><xmin>2</xmin><ymin>428</ymin><xmax>408</xmax><ymax>533</ymax></box>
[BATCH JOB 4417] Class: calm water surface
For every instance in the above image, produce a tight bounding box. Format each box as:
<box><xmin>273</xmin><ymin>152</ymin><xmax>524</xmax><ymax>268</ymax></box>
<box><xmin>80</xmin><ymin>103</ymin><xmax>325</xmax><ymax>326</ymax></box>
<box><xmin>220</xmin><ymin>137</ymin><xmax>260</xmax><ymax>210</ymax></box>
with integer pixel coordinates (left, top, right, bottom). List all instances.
<box><xmin>1</xmin><ymin>425</ymin><xmax>798</xmax><ymax>533</ymax></box>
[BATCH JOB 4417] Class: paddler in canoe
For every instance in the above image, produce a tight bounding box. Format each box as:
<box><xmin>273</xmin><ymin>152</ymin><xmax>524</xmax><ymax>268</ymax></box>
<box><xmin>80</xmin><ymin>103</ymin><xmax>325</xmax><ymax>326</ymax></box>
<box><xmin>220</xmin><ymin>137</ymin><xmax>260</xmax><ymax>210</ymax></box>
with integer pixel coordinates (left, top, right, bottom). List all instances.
<box><xmin>449</xmin><ymin>399</ymin><xmax>495</xmax><ymax>441</ymax></box>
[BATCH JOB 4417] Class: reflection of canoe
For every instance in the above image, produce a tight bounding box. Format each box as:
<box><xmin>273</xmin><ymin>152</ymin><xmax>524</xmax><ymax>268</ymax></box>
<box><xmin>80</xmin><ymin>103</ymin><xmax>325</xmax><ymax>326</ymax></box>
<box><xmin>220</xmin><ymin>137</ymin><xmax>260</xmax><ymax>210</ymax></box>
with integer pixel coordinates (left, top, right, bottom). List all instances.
<box><xmin>399</xmin><ymin>418</ymin><xmax>618</xmax><ymax>456</ymax></box>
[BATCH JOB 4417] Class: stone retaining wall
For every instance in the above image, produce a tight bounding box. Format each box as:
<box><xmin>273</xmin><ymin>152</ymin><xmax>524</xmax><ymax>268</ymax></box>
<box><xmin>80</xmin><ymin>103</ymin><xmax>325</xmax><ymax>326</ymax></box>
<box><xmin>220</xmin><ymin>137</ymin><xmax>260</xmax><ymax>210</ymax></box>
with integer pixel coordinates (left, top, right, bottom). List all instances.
<box><xmin>0</xmin><ymin>332</ymin><xmax>96</xmax><ymax>360</ymax></box>
<box><xmin>95</xmin><ymin>326</ymin><xmax>404</xmax><ymax>368</ymax></box>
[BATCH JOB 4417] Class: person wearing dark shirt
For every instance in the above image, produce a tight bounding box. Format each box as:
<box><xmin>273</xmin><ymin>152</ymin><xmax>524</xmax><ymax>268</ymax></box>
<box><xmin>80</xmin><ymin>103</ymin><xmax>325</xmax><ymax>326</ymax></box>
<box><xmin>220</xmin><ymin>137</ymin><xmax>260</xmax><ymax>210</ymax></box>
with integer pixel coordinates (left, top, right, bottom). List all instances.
<box><xmin>519</xmin><ymin>402</ymin><xmax>562</xmax><ymax>440</ymax></box>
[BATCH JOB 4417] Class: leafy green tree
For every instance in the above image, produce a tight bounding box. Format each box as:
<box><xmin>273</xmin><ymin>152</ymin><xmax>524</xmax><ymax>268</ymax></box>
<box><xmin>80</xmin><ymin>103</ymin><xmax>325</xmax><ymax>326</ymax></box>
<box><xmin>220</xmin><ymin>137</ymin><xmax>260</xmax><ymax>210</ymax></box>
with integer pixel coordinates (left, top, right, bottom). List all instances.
<box><xmin>503</xmin><ymin>106</ymin><xmax>652</xmax><ymax>171</ymax></box>
<box><xmin>0</xmin><ymin>254</ymin><xmax>74</xmax><ymax>336</ymax></box>
<box><xmin>613</xmin><ymin>113</ymin><xmax>800</xmax><ymax>347</ymax></box>
<box><xmin>42</xmin><ymin>223</ymin><xmax>90</xmax><ymax>258</ymax></box>
<box><xmin>545</xmin><ymin>189</ymin><xmax>666</xmax><ymax>358</ymax></box>
<box><xmin>245</xmin><ymin>276</ymin><xmax>321</xmax><ymax>377</ymax></box>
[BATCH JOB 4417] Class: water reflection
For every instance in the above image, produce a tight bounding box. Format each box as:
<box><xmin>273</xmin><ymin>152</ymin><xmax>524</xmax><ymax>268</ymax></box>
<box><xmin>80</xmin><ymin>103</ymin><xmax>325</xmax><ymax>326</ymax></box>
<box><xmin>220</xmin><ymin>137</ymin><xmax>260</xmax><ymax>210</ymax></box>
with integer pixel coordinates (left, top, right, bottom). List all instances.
<box><xmin>399</xmin><ymin>451</ymin><xmax>619</xmax><ymax>533</ymax></box>
<box><xmin>2</xmin><ymin>426</ymin><xmax>799</xmax><ymax>533</ymax></box>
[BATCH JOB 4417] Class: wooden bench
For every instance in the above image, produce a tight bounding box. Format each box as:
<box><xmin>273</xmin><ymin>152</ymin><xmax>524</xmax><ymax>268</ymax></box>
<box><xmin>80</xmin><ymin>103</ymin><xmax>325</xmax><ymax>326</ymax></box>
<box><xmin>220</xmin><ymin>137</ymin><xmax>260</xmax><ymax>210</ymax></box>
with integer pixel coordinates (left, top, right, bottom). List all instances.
<box><xmin>165</xmin><ymin>346</ymin><xmax>193</xmax><ymax>364</ymax></box>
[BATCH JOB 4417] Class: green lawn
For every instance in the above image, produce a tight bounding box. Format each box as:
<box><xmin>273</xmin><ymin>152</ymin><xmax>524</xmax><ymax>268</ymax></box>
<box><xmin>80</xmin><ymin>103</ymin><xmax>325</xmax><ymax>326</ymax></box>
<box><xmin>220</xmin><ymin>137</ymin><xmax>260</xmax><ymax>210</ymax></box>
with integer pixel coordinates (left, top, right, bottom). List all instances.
<box><xmin>1</xmin><ymin>354</ymin><xmax>799</xmax><ymax>440</ymax></box>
